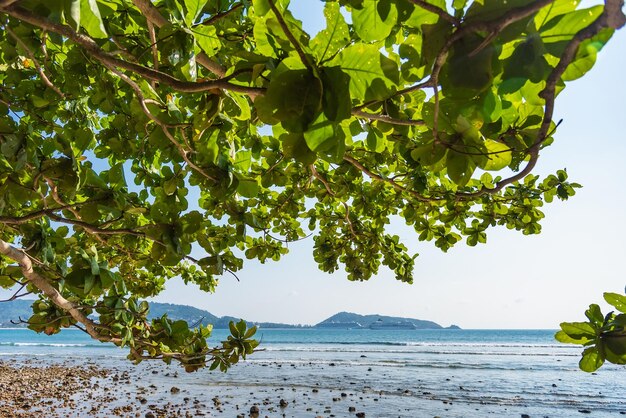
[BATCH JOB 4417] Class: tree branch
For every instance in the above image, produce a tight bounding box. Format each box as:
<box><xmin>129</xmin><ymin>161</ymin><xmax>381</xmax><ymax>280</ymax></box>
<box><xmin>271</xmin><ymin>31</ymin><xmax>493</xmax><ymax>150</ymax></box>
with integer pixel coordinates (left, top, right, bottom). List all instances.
<box><xmin>103</xmin><ymin>64</ymin><xmax>219</xmax><ymax>183</ymax></box>
<box><xmin>1</xmin><ymin>4</ymin><xmax>263</xmax><ymax>96</ymax></box>
<box><xmin>456</xmin><ymin>0</ymin><xmax>626</xmax><ymax>200</ymax></box>
<box><xmin>0</xmin><ymin>237</ymin><xmax>120</xmax><ymax>344</ymax></box>
<box><xmin>407</xmin><ymin>0</ymin><xmax>460</xmax><ymax>26</ymax></box>
<box><xmin>200</xmin><ymin>3</ymin><xmax>243</xmax><ymax>26</ymax></box>
<box><xmin>131</xmin><ymin>0</ymin><xmax>227</xmax><ymax>77</ymax></box>
<box><xmin>4</xmin><ymin>24</ymin><xmax>64</xmax><ymax>97</ymax></box>
<box><xmin>267</xmin><ymin>0</ymin><xmax>312</xmax><ymax>70</ymax></box>
<box><xmin>0</xmin><ymin>200</ymin><xmax>98</xmax><ymax>225</ymax></box>
<box><xmin>343</xmin><ymin>155</ymin><xmax>436</xmax><ymax>203</ymax></box>
<box><xmin>351</xmin><ymin>109</ymin><xmax>425</xmax><ymax>126</ymax></box>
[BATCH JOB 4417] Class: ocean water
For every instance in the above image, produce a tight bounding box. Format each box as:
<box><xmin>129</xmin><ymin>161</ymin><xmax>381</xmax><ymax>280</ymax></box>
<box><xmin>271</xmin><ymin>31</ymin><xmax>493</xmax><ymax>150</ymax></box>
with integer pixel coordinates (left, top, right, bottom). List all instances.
<box><xmin>1</xmin><ymin>328</ymin><xmax>625</xmax><ymax>416</ymax></box>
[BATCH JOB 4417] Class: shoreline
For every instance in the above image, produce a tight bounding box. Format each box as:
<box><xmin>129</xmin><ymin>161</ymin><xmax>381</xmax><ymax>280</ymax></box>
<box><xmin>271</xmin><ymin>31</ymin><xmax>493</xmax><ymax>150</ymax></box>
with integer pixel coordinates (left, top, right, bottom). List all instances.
<box><xmin>4</xmin><ymin>357</ymin><xmax>624</xmax><ymax>417</ymax></box>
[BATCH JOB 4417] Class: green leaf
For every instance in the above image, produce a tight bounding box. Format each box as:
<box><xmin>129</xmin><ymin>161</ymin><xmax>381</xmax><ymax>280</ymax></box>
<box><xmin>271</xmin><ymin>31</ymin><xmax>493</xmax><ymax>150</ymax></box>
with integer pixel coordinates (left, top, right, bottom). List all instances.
<box><xmin>70</xmin><ymin>0</ymin><xmax>81</xmax><ymax>30</ymax></box>
<box><xmin>585</xmin><ymin>304</ymin><xmax>604</xmax><ymax>326</ymax></box>
<box><xmin>319</xmin><ymin>67</ymin><xmax>352</xmax><ymax>122</ymax></box>
<box><xmin>366</xmin><ymin>127</ymin><xmax>386</xmax><ymax>153</ymax></box>
<box><xmin>235</xmin><ymin>175</ymin><xmax>260</xmax><ymax>198</ymax></box>
<box><xmin>579</xmin><ymin>346</ymin><xmax>604</xmax><ymax>372</ymax></box>
<box><xmin>229</xmin><ymin>320</ymin><xmax>239</xmax><ymax>338</ymax></box>
<box><xmin>534</xmin><ymin>0</ymin><xmax>581</xmax><ymax>31</ymax></box>
<box><xmin>480</xmin><ymin>140</ymin><xmax>512</xmax><ymax>171</ymax></box>
<box><xmin>310</xmin><ymin>2</ymin><xmax>349</xmax><ymax>63</ymax></box>
<box><xmin>603</xmin><ymin>332</ymin><xmax>626</xmax><ymax>364</ymax></box>
<box><xmin>441</xmin><ymin>33</ymin><xmax>497</xmax><ymax>99</ymax></box>
<box><xmin>331</xmin><ymin>44</ymin><xmax>399</xmax><ymax>102</ymax></box>
<box><xmin>83</xmin><ymin>273</ymin><xmax>96</xmax><ymax>295</ymax></box>
<box><xmin>281</xmin><ymin>133</ymin><xmax>317</xmax><ymax>165</ymax></box>
<box><xmin>446</xmin><ymin>151</ymin><xmax>474</xmax><ymax>186</ymax></box>
<box><xmin>303</xmin><ymin>113</ymin><xmax>341</xmax><ymax>153</ymax></box>
<box><xmin>559</xmin><ymin>321</ymin><xmax>596</xmax><ymax>341</ymax></box>
<box><xmin>502</xmin><ymin>33</ymin><xmax>551</xmax><ymax>86</ymax></box>
<box><xmin>403</xmin><ymin>0</ymin><xmax>445</xmax><ymax>27</ymax></box>
<box><xmin>540</xmin><ymin>6</ymin><xmax>603</xmax><ymax>44</ymax></box>
<box><xmin>351</xmin><ymin>0</ymin><xmax>398</xmax><ymax>42</ymax></box>
<box><xmin>233</xmin><ymin>150</ymin><xmax>252</xmax><ymax>172</ymax></box>
<box><xmin>256</xmin><ymin>69</ymin><xmax>323</xmax><ymax>132</ymax></box>
<box><xmin>555</xmin><ymin>330</ymin><xmax>585</xmax><ymax>345</ymax></box>
<box><xmin>99</xmin><ymin>269</ymin><xmax>115</xmax><ymax>288</ymax></box>
<box><xmin>183</xmin><ymin>0</ymin><xmax>205</xmax><ymax>25</ymax></box>
<box><xmin>163</xmin><ymin>177</ymin><xmax>178</xmax><ymax>196</ymax></box>
<box><xmin>604</xmin><ymin>293</ymin><xmax>626</xmax><ymax>313</ymax></box>
<box><xmin>80</xmin><ymin>0</ymin><xmax>107</xmax><ymax>38</ymax></box>
<box><xmin>243</xmin><ymin>325</ymin><xmax>257</xmax><ymax>339</ymax></box>
<box><xmin>90</xmin><ymin>256</ymin><xmax>100</xmax><ymax>276</ymax></box>
<box><xmin>561</xmin><ymin>29</ymin><xmax>613</xmax><ymax>82</ymax></box>
<box><xmin>192</xmin><ymin>25</ymin><xmax>221</xmax><ymax>57</ymax></box>
<box><xmin>452</xmin><ymin>0</ymin><xmax>468</xmax><ymax>11</ymax></box>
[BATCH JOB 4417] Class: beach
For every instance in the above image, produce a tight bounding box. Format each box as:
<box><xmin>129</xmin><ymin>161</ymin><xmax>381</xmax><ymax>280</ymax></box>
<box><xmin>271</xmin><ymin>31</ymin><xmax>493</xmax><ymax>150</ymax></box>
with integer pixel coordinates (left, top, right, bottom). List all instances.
<box><xmin>2</xmin><ymin>329</ymin><xmax>626</xmax><ymax>417</ymax></box>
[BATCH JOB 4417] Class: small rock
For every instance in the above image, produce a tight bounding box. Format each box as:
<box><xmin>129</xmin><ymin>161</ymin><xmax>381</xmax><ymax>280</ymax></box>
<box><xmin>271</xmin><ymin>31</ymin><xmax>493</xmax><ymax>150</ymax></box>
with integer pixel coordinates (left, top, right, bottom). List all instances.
<box><xmin>356</xmin><ymin>413</ymin><xmax>366</xmax><ymax>418</ymax></box>
<box><xmin>578</xmin><ymin>410</ymin><xmax>591</xmax><ymax>414</ymax></box>
<box><xmin>250</xmin><ymin>405</ymin><xmax>260</xmax><ymax>414</ymax></box>
<box><xmin>279</xmin><ymin>399</ymin><xmax>288</xmax><ymax>408</ymax></box>
<box><xmin>170</xmin><ymin>386</ymin><xmax>180</xmax><ymax>394</ymax></box>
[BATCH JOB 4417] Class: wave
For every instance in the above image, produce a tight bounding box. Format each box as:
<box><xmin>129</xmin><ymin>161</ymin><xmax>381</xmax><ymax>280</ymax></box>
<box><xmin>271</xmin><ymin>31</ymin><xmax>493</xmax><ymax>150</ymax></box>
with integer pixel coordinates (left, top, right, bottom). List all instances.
<box><xmin>244</xmin><ymin>358</ymin><xmax>570</xmax><ymax>372</ymax></box>
<box><xmin>261</xmin><ymin>346</ymin><xmax>577</xmax><ymax>356</ymax></box>
<box><xmin>256</xmin><ymin>340</ymin><xmax>571</xmax><ymax>348</ymax></box>
<box><xmin>0</xmin><ymin>342</ymin><xmax>105</xmax><ymax>348</ymax></box>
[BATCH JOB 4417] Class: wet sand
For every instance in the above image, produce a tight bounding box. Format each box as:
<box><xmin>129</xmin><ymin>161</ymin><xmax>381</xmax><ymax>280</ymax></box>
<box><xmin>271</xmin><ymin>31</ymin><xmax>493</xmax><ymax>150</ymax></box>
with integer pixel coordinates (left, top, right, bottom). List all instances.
<box><xmin>3</xmin><ymin>358</ymin><xmax>621</xmax><ymax>417</ymax></box>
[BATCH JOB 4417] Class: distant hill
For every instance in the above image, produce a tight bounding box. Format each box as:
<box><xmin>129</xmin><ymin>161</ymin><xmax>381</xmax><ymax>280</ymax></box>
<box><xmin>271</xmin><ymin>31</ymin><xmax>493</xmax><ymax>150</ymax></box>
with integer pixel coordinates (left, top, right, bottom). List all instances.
<box><xmin>0</xmin><ymin>300</ymin><xmax>305</xmax><ymax>329</ymax></box>
<box><xmin>0</xmin><ymin>301</ymin><xmax>459</xmax><ymax>330</ymax></box>
<box><xmin>316</xmin><ymin>311</ymin><xmax>459</xmax><ymax>330</ymax></box>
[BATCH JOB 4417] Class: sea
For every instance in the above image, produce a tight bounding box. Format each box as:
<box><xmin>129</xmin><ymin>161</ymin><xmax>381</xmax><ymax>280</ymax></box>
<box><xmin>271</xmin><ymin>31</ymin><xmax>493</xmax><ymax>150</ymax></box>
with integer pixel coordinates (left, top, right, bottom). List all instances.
<box><xmin>1</xmin><ymin>328</ymin><xmax>625</xmax><ymax>417</ymax></box>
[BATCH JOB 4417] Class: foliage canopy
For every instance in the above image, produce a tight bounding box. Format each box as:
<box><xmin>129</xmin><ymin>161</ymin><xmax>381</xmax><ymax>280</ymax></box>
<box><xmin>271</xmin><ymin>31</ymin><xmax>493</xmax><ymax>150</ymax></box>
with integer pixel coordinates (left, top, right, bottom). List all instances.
<box><xmin>0</xmin><ymin>0</ymin><xmax>624</xmax><ymax>371</ymax></box>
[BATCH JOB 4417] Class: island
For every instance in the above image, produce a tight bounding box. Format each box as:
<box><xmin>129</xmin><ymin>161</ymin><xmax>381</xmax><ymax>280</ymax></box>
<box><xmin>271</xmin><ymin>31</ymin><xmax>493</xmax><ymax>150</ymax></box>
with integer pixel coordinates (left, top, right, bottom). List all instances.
<box><xmin>0</xmin><ymin>300</ymin><xmax>459</xmax><ymax>330</ymax></box>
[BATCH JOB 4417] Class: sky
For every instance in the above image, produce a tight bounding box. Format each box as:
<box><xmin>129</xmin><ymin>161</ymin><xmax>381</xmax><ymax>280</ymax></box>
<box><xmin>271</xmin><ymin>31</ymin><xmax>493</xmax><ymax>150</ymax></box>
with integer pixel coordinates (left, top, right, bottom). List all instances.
<box><xmin>3</xmin><ymin>1</ymin><xmax>625</xmax><ymax>329</ymax></box>
<box><xmin>150</xmin><ymin>1</ymin><xmax>626</xmax><ymax>329</ymax></box>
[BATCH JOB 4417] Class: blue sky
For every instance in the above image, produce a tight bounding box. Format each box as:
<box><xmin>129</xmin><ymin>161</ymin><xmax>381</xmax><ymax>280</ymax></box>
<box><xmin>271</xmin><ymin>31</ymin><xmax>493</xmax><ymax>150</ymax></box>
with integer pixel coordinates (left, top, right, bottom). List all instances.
<box><xmin>3</xmin><ymin>1</ymin><xmax>625</xmax><ymax>329</ymax></box>
<box><xmin>151</xmin><ymin>1</ymin><xmax>626</xmax><ymax>329</ymax></box>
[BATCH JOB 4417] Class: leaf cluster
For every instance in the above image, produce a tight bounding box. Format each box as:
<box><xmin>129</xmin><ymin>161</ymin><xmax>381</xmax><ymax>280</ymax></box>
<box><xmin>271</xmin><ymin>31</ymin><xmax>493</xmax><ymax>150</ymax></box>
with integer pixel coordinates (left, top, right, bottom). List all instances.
<box><xmin>556</xmin><ymin>293</ymin><xmax>626</xmax><ymax>372</ymax></box>
<box><xmin>0</xmin><ymin>0</ymin><xmax>622</xmax><ymax>371</ymax></box>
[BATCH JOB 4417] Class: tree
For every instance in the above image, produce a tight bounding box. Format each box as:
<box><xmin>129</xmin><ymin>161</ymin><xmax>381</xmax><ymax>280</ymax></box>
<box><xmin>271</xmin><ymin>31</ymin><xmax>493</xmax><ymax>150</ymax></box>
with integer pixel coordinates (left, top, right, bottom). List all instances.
<box><xmin>0</xmin><ymin>0</ymin><xmax>624</xmax><ymax>372</ymax></box>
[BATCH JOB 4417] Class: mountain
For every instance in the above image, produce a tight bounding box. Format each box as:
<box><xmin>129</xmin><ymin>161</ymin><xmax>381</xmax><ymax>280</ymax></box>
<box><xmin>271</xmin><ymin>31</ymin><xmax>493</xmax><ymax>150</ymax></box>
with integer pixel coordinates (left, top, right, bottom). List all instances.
<box><xmin>315</xmin><ymin>311</ymin><xmax>458</xmax><ymax>330</ymax></box>
<box><xmin>0</xmin><ymin>300</ymin><xmax>304</xmax><ymax>329</ymax></box>
<box><xmin>0</xmin><ymin>301</ymin><xmax>459</xmax><ymax>330</ymax></box>
<box><xmin>0</xmin><ymin>299</ymin><xmax>33</xmax><ymax>327</ymax></box>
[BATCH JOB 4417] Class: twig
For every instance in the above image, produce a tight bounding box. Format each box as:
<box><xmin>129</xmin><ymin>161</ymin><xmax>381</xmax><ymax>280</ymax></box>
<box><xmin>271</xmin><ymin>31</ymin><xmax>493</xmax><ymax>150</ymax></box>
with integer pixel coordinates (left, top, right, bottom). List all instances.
<box><xmin>407</xmin><ymin>0</ymin><xmax>460</xmax><ymax>26</ymax></box>
<box><xmin>351</xmin><ymin>110</ymin><xmax>425</xmax><ymax>126</ymax></box>
<box><xmin>131</xmin><ymin>0</ymin><xmax>227</xmax><ymax>77</ymax></box>
<box><xmin>309</xmin><ymin>164</ymin><xmax>335</xmax><ymax>196</ymax></box>
<box><xmin>103</xmin><ymin>63</ymin><xmax>219</xmax><ymax>183</ymax></box>
<box><xmin>343</xmin><ymin>155</ymin><xmax>436</xmax><ymax>203</ymax></box>
<box><xmin>4</xmin><ymin>25</ymin><xmax>64</xmax><ymax>97</ymax></box>
<box><xmin>0</xmin><ymin>199</ymin><xmax>101</xmax><ymax>225</ymax></box>
<box><xmin>0</xmin><ymin>282</ymin><xmax>31</xmax><ymax>302</ymax></box>
<box><xmin>146</xmin><ymin>19</ymin><xmax>159</xmax><ymax>87</ymax></box>
<box><xmin>1</xmin><ymin>4</ymin><xmax>263</xmax><ymax>96</ymax></box>
<box><xmin>456</xmin><ymin>0</ymin><xmax>626</xmax><ymax>199</ymax></box>
<box><xmin>199</xmin><ymin>3</ymin><xmax>243</xmax><ymax>26</ymax></box>
<box><xmin>267</xmin><ymin>0</ymin><xmax>313</xmax><ymax>70</ymax></box>
<box><xmin>0</xmin><ymin>237</ymin><xmax>121</xmax><ymax>344</ymax></box>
